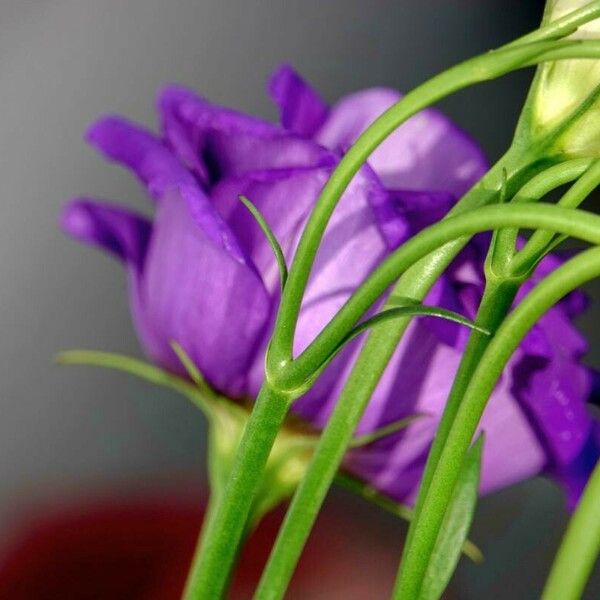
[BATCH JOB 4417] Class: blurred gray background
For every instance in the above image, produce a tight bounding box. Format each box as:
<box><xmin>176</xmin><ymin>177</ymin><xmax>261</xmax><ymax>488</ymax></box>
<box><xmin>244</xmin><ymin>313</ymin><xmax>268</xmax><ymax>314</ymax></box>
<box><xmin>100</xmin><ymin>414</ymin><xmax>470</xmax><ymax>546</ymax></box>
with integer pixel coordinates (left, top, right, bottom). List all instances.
<box><xmin>1</xmin><ymin>0</ymin><xmax>599</xmax><ymax>597</ymax></box>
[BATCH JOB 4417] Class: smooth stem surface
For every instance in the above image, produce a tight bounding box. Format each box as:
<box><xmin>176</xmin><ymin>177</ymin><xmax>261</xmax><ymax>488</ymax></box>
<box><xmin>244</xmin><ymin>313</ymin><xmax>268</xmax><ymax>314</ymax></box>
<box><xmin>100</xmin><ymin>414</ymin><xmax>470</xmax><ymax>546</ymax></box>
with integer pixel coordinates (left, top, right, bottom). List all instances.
<box><xmin>399</xmin><ymin>276</ymin><xmax>521</xmax><ymax>573</ymax></box>
<box><xmin>508</xmin><ymin>1</ymin><xmax>600</xmax><ymax>47</ymax></box>
<box><xmin>288</xmin><ymin>203</ymin><xmax>600</xmax><ymax>388</ymax></box>
<box><xmin>542</xmin><ymin>458</ymin><xmax>600</xmax><ymax>600</ymax></box>
<box><xmin>491</xmin><ymin>158</ymin><xmax>592</xmax><ymax>274</ymax></box>
<box><xmin>254</xmin><ymin>159</ymin><xmax>516</xmax><ymax>600</ymax></box>
<box><xmin>513</xmin><ymin>159</ymin><xmax>600</xmax><ymax>273</ymax></box>
<box><xmin>183</xmin><ymin>384</ymin><xmax>290</xmax><ymax>600</ymax></box>
<box><xmin>393</xmin><ymin>246</ymin><xmax>600</xmax><ymax>599</ymax></box>
<box><xmin>267</xmin><ymin>35</ymin><xmax>600</xmax><ymax>373</ymax></box>
<box><xmin>255</xmin><ymin>181</ymin><xmax>600</xmax><ymax>599</ymax></box>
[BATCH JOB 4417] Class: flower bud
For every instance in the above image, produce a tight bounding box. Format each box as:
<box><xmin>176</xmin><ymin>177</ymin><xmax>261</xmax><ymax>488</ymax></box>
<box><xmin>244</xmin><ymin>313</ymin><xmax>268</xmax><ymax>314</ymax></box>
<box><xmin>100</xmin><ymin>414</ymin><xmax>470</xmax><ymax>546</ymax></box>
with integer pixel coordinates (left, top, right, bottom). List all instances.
<box><xmin>210</xmin><ymin>402</ymin><xmax>314</xmax><ymax>520</ymax></box>
<box><xmin>529</xmin><ymin>0</ymin><xmax>600</xmax><ymax>156</ymax></box>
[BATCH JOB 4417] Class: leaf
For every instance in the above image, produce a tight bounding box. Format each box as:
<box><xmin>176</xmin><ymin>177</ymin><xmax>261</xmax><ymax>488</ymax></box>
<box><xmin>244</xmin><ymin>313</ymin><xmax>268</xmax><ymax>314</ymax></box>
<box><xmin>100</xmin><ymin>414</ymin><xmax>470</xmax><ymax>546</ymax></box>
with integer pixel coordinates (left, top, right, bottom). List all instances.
<box><xmin>170</xmin><ymin>341</ymin><xmax>215</xmax><ymax>399</ymax></box>
<box><xmin>418</xmin><ymin>434</ymin><xmax>485</xmax><ymax>600</ymax></box>
<box><xmin>301</xmin><ymin>303</ymin><xmax>489</xmax><ymax>394</ymax></box>
<box><xmin>239</xmin><ymin>195</ymin><xmax>288</xmax><ymax>292</ymax></box>
<box><xmin>345</xmin><ymin>304</ymin><xmax>490</xmax><ymax>345</ymax></box>
<box><xmin>334</xmin><ymin>473</ymin><xmax>483</xmax><ymax>564</ymax></box>
<box><xmin>349</xmin><ymin>413</ymin><xmax>428</xmax><ymax>448</ymax></box>
<box><xmin>56</xmin><ymin>349</ymin><xmax>216</xmax><ymax>415</ymax></box>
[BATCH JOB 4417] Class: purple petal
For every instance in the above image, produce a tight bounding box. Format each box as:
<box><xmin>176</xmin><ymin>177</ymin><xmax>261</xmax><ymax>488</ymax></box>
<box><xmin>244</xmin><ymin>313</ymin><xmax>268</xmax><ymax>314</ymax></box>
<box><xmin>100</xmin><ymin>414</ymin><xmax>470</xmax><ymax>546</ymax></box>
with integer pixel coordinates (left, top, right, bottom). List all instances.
<box><xmin>512</xmin><ymin>311</ymin><xmax>593</xmax><ymax>468</ymax></box>
<box><xmin>423</xmin><ymin>244</ymin><xmax>485</xmax><ymax>349</ymax></box>
<box><xmin>59</xmin><ymin>199</ymin><xmax>164</xmax><ymax>374</ymax></box>
<box><xmin>86</xmin><ymin>116</ymin><xmax>196</xmax><ymax>200</ymax></box>
<box><xmin>210</xmin><ymin>164</ymin><xmax>407</xmax><ymax>406</ymax></box>
<box><xmin>87</xmin><ymin>115</ymin><xmax>248</xmax><ymax>263</ymax></box>
<box><xmin>552</xmin><ymin>425</ymin><xmax>600</xmax><ymax>510</ymax></box>
<box><xmin>136</xmin><ymin>187</ymin><xmax>271</xmax><ymax>397</ymax></box>
<box><xmin>510</xmin><ymin>249</ymin><xmax>593</xmax><ymax>470</ymax></box>
<box><xmin>211</xmin><ymin>168</ymin><xmax>327</xmax><ymax>295</ymax></box>
<box><xmin>342</xmin><ymin>322</ymin><xmax>546</xmax><ymax>503</ymax></box>
<box><xmin>60</xmin><ymin>199</ymin><xmax>151</xmax><ymax>271</ymax></box>
<box><xmin>158</xmin><ymin>85</ymin><xmax>334</xmax><ymax>185</ymax></box>
<box><xmin>268</xmin><ymin>65</ymin><xmax>329</xmax><ymax>137</ymax></box>
<box><xmin>391</xmin><ymin>189</ymin><xmax>455</xmax><ymax>232</ymax></box>
<box><xmin>315</xmin><ymin>88</ymin><xmax>488</xmax><ymax>198</ymax></box>
<box><xmin>289</xmin><ymin>169</ymin><xmax>408</xmax><ymax>423</ymax></box>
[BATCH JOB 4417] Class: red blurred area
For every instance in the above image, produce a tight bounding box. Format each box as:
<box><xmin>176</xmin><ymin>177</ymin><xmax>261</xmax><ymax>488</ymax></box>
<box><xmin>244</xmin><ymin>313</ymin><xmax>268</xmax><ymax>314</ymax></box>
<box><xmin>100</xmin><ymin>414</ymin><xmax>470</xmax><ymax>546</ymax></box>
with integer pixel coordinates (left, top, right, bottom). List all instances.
<box><xmin>0</xmin><ymin>491</ymin><xmax>400</xmax><ymax>599</ymax></box>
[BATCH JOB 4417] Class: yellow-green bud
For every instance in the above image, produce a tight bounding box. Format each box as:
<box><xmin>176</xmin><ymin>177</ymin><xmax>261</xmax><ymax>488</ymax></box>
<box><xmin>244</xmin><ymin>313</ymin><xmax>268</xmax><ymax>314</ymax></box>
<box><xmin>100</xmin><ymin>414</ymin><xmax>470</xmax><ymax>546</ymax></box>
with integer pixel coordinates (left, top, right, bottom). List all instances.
<box><xmin>531</xmin><ymin>0</ymin><xmax>600</xmax><ymax>156</ymax></box>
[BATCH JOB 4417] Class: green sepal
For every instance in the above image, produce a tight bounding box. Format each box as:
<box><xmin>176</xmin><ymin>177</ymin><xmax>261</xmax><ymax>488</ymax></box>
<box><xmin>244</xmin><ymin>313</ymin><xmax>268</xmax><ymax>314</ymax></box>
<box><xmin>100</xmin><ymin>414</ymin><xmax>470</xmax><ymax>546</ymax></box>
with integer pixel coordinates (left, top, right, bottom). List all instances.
<box><xmin>56</xmin><ymin>347</ymin><xmax>315</xmax><ymax>526</ymax></box>
<box><xmin>239</xmin><ymin>195</ymin><xmax>288</xmax><ymax>292</ymax></box>
<box><xmin>56</xmin><ymin>349</ymin><xmax>217</xmax><ymax>415</ymax></box>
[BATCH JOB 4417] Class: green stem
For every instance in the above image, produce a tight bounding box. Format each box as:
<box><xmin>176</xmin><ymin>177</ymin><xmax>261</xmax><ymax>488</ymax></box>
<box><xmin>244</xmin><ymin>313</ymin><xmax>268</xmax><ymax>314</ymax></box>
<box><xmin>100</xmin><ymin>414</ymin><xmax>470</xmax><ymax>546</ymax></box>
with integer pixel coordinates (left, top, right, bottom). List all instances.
<box><xmin>254</xmin><ymin>197</ymin><xmax>600</xmax><ymax>600</ymax></box>
<box><xmin>542</xmin><ymin>458</ymin><xmax>600</xmax><ymax>600</ymax></box>
<box><xmin>393</xmin><ymin>245</ymin><xmax>600</xmax><ymax>599</ymax></box>
<box><xmin>267</xmin><ymin>35</ymin><xmax>600</xmax><ymax>379</ymax></box>
<box><xmin>512</xmin><ymin>158</ymin><xmax>600</xmax><ymax>273</ymax></box>
<box><xmin>400</xmin><ymin>275</ymin><xmax>521</xmax><ymax>575</ymax></box>
<box><xmin>188</xmin><ymin>8</ymin><xmax>600</xmax><ymax>595</ymax></box>
<box><xmin>252</xmin><ymin>156</ymin><xmax>520</xmax><ymax>600</ymax></box>
<box><xmin>507</xmin><ymin>1</ymin><xmax>600</xmax><ymax>48</ymax></box>
<box><xmin>491</xmin><ymin>158</ymin><xmax>592</xmax><ymax>275</ymax></box>
<box><xmin>283</xmin><ymin>203</ymin><xmax>600</xmax><ymax>389</ymax></box>
<box><xmin>182</xmin><ymin>384</ymin><xmax>291</xmax><ymax>600</ymax></box>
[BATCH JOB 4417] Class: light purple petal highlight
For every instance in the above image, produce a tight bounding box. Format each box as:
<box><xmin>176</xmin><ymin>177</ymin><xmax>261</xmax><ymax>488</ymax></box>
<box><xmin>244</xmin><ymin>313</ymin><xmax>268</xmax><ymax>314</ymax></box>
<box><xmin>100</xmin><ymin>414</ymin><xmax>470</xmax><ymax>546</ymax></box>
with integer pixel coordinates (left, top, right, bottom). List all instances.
<box><xmin>343</xmin><ymin>322</ymin><xmax>546</xmax><ymax>503</ymax></box>
<box><xmin>315</xmin><ymin>88</ymin><xmax>488</xmax><ymax>198</ymax></box>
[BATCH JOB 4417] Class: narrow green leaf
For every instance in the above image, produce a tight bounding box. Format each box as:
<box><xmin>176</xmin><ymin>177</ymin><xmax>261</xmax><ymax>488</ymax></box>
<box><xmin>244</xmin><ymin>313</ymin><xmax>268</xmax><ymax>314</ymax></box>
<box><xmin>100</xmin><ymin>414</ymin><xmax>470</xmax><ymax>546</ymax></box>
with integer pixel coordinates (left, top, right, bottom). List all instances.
<box><xmin>56</xmin><ymin>349</ymin><xmax>215</xmax><ymax>416</ymax></box>
<box><xmin>301</xmin><ymin>304</ymin><xmax>489</xmax><ymax>395</ymax></box>
<box><xmin>170</xmin><ymin>341</ymin><xmax>215</xmax><ymax>400</ymax></box>
<box><xmin>335</xmin><ymin>473</ymin><xmax>483</xmax><ymax>564</ymax></box>
<box><xmin>418</xmin><ymin>434</ymin><xmax>485</xmax><ymax>600</ymax></box>
<box><xmin>347</xmin><ymin>305</ymin><xmax>490</xmax><ymax>343</ymax></box>
<box><xmin>349</xmin><ymin>413</ymin><xmax>428</xmax><ymax>448</ymax></box>
<box><xmin>239</xmin><ymin>195</ymin><xmax>288</xmax><ymax>291</ymax></box>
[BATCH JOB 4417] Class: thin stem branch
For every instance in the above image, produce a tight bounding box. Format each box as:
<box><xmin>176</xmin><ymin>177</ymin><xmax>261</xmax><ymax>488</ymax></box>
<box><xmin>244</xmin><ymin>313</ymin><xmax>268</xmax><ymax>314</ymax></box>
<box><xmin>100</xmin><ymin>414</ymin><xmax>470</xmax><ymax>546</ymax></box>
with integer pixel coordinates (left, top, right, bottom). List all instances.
<box><xmin>491</xmin><ymin>158</ymin><xmax>592</xmax><ymax>275</ymax></box>
<box><xmin>400</xmin><ymin>276</ymin><xmax>521</xmax><ymax>574</ymax></box>
<box><xmin>512</xmin><ymin>158</ymin><xmax>600</xmax><ymax>273</ymax></box>
<box><xmin>542</xmin><ymin>458</ymin><xmax>600</xmax><ymax>600</ymax></box>
<box><xmin>393</xmin><ymin>245</ymin><xmax>600</xmax><ymax>598</ymax></box>
<box><xmin>253</xmin><ymin>188</ymin><xmax>600</xmax><ymax>600</ymax></box>
<box><xmin>283</xmin><ymin>203</ymin><xmax>600</xmax><ymax>389</ymax></box>
<box><xmin>182</xmin><ymin>384</ymin><xmax>291</xmax><ymax>600</ymax></box>
<box><xmin>266</xmin><ymin>35</ymin><xmax>600</xmax><ymax>377</ymax></box>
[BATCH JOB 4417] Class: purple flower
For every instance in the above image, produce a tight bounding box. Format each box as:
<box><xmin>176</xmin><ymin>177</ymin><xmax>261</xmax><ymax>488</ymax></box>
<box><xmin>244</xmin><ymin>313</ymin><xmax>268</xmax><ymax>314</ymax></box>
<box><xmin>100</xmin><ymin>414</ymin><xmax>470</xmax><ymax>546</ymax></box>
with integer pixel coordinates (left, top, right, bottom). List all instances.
<box><xmin>61</xmin><ymin>65</ymin><xmax>598</xmax><ymax>506</ymax></box>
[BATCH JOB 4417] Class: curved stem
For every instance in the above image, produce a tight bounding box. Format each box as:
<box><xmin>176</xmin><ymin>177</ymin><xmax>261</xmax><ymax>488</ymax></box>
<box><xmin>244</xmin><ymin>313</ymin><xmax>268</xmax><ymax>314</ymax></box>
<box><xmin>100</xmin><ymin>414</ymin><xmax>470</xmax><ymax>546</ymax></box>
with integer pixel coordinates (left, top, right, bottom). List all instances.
<box><xmin>393</xmin><ymin>245</ymin><xmax>600</xmax><ymax>599</ymax></box>
<box><xmin>252</xmin><ymin>156</ymin><xmax>513</xmax><ymax>600</ymax></box>
<box><xmin>266</xmin><ymin>36</ymin><xmax>600</xmax><ymax>375</ymax></box>
<box><xmin>542</xmin><ymin>457</ymin><xmax>600</xmax><ymax>600</ymax></box>
<box><xmin>512</xmin><ymin>158</ymin><xmax>600</xmax><ymax>273</ymax></box>
<box><xmin>253</xmin><ymin>202</ymin><xmax>600</xmax><ymax>600</ymax></box>
<box><xmin>187</xmin><ymin>7</ymin><xmax>600</xmax><ymax>595</ymax></box>
<box><xmin>507</xmin><ymin>1</ymin><xmax>600</xmax><ymax>47</ymax></box>
<box><xmin>281</xmin><ymin>204</ymin><xmax>600</xmax><ymax>389</ymax></box>
<box><xmin>400</xmin><ymin>275</ymin><xmax>521</xmax><ymax>574</ymax></box>
<box><xmin>491</xmin><ymin>158</ymin><xmax>593</xmax><ymax>275</ymax></box>
<box><xmin>183</xmin><ymin>384</ymin><xmax>291</xmax><ymax>600</ymax></box>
